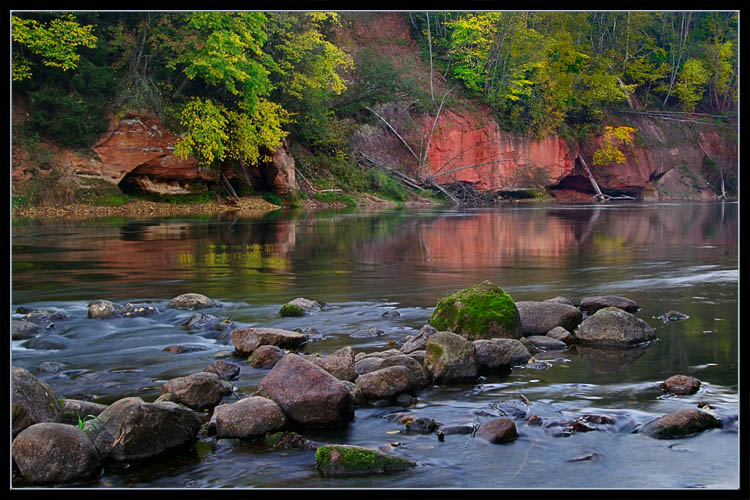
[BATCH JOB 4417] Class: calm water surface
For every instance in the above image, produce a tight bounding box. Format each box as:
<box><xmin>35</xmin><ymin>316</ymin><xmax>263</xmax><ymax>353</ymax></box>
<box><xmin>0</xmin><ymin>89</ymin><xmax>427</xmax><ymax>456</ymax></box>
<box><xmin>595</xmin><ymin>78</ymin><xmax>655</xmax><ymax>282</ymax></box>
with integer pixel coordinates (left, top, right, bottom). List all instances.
<box><xmin>11</xmin><ymin>201</ymin><xmax>739</xmax><ymax>489</ymax></box>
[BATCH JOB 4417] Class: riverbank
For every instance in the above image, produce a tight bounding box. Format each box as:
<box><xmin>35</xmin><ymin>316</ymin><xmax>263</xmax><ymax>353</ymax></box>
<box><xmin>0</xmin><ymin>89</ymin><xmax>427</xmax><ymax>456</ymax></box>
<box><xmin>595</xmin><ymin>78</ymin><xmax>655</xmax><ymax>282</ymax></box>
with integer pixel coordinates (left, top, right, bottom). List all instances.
<box><xmin>11</xmin><ymin>192</ymin><xmax>442</xmax><ymax>221</ymax></box>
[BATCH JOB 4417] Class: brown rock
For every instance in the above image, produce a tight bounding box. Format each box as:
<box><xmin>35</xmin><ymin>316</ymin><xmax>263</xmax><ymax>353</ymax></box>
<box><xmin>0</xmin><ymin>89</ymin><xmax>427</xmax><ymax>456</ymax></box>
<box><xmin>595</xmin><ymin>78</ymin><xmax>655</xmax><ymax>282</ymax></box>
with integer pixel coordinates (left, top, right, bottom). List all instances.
<box><xmin>662</xmin><ymin>374</ymin><xmax>701</xmax><ymax>395</ymax></box>
<box><xmin>355</xmin><ymin>365</ymin><xmax>415</xmax><ymax>400</ymax></box>
<box><xmin>161</xmin><ymin>372</ymin><xmax>231</xmax><ymax>411</ymax></box>
<box><xmin>213</xmin><ymin>396</ymin><xmax>287</xmax><ymax>439</ymax></box>
<box><xmin>12</xmin><ymin>366</ymin><xmax>63</xmax><ymax>438</ymax></box>
<box><xmin>232</xmin><ymin>327</ymin><xmax>306</xmax><ymax>357</ymax></box>
<box><xmin>476</xmin><ymin>418</ymin><xmax>519</xmax><ymax>443</ymax></box>
<box><xmin>641</xmin><ymin>409</ymin><xmax>721</xmax><ymax>439</ymax></box>
<box><xmin>307</xmin><ymin>346</ymin><xmax>356</xmax><ymax>381</ymax></box>
<box><xmin>248</xmin><ymin>345</ymin><xmax>286</xmax><ymax>368</ymax></box>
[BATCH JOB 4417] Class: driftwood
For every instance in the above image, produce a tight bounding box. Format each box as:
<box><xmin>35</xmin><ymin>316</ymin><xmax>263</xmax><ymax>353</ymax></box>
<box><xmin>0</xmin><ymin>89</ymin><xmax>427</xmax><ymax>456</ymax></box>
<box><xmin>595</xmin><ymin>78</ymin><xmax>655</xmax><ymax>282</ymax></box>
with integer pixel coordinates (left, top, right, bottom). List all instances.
<box><xmin>576</xmin><ymin>153</ymin><xmax>635</xmax><ymax>202</ymax></box>
<box><xmin>219</xmin><ymin>172</ymin><xmax>240</xmax><ymax>204</ymax></box>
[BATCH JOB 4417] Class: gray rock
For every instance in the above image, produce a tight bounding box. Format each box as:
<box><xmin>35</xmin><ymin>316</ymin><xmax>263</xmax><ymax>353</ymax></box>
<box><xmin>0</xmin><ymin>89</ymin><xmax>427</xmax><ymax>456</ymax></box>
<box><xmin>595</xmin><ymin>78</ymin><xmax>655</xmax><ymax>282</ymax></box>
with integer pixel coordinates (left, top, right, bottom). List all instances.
<box><xmin>407</xmin><ymin>350</ymin><xmax>426</xmax><ymax>365</ymax></box>
<box><xmin>423</xmin><ymin>331</ymin><xmax>478</xmax><ymax>384</ymax></box>
<box><xmin>12</xmin><ymin>423</ymin><xmax>101</xmax><ymax>484</ymax></box>
<box><xmin>84</xmin><ymin>396</ymin><xmax>202</xmax><ymax>461</ymax></box>
<box><xmin>525</xmin><ymin>335</ymin><xmax>568</xmax><ymax>351</ymax></box>
<box><xmin>284</xmin><ymin>297</ymin><xmax>323</xmax><ymax>312</ymax></box>
<box><xmin>306</xmin><ymin>346</ymin><xmax>356</xmax><ymax>381</ymax></box>
<box><xmin>382</xmin><ymin>310</ymin><xmax>401</xmax><ymax>318</ymax></box>
<box><xmin>355</xmin><ymin>349</ymin><xmax>403</xmax><ymax>362</ymax></box>
<box><xmin>580</xmin><ymin>295</ymin><xmax>639</xmax><ymax>314</ymax></box>
<box><xmin>232</xmin><ymin>327</ymin><xmax>307</xmax><ymax>356</ymax></box>
<box><xmin>576</xmin><ymin>307</ymin><xmax>656</xmax><ymax>346</ymax></box>
<box><xmin>185</xmin><ymin>313</ymin><xmax>233</xmax><ymax>332</ymax></box>
<box><xmin>355</xmin><ymin>365</ymin><xmax>415</xmax><ymax>401</ymax></box>
<box><xmin>161</xmin><ymin>372</ymin><xmax>232</xmax><ymax>411</ymax></box>
<box><xmin>544</xmin><ymin>296</ymin><xmax>575</xmax><ymax>306</ymax></box>
<box><xmin>640</xmin><ymin>409</ymin><xmax>721</xmax><ymax>439</ymax></box>
<box><xmin>35</xmin><ymin>361</ymin><xmax>65</xmax><ymax>373</ymax></box>
<box><xmin>88</xmin><ymin>300</ymin><xmax>123</xmax><ymax>319</ymax></box>
<box><xmin>378</xmin><ymin>354</ymin><xmax>430</xmax><ymax>388</ymax></box>
<box><xmin>12</xmin><ymin>366</ymin><xmax>63</xmax><ymax>438</ymax></box>
<box><xmin>19</xmin><ymin>309</ymin><xmax>70</xmax><ymax>325</ymax></box>
<box><xmin>489</xmin><ymin>338</ymin><xmax>533</xmax><ymax>366</ymax></box>
<box><xmin>59</xmin><ymin>399</ymin><xmax>108</xmax><ymax>425</ymax></box>
<box><xmin>315</xmin><ymin>444</ymin><xmax>416</xmax><ymax>476</ymax></box>
<box><xmin>476</xmin><ymin>418</ymin><xmax>518</xmax><ymax>443</ymax></box>
<box><xmin>168</xmin><ymin>293</ymin><xmax>219</xmax><ymax>310</ymax></box>
<box><xmin>515</xmin><ymin>301</ymin><xmax>583</xmax><ymax>335</ymax></box>
<box><xmin>258</xmin><ymin>354</ymin><xmax>354</xmax><ymax>427</ymax></box>
<box><xmin>203</xmin><ymin>360</ymin><xmax>241</xmax><ymax>380</ymax></box>
<box><xmin>400</xmin><ymin>324</ymin><xmax>440</xmax><ymax>354</ymax></box>
<box><xmin>213</xmin><ymin>396</ymin><xmax>287</xmax><ymax>439</ymax></box>
<box><xmin>350</xmin><ymin>326</ymin><xmax>386</xmax><ymax>339</ymax></box>
<box><xmin>546</xmin><ymin>326</ymin><xmax>574</xmax><ymax>344</ymax></box>
<box><xmin>355</xmin><ymin>356</ymin><xmax>386</xmax><ymax>376</ymax></box>
<box><xmin>12</xmin><ymin>320</ymin><xmax>44</xmax><ymax>340</ymax></box>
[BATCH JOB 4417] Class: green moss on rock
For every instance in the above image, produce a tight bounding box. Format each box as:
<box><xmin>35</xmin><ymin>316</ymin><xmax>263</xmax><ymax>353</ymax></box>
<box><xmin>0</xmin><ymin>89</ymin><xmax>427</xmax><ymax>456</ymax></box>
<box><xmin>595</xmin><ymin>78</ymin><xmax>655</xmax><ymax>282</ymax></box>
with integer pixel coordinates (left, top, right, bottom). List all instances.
<box><xmin>315</xmin><ymin>444</ymin><xmax>416</xmax><ymax>476</ymax></box>
<box><xmin>428</xmin><ymin>281</ymin><xmax>522</xmax><ymax>340</ymax></box>
<box><xmin>279</xmin><ymin>304</ymin><xmax>305</xmax><ymax>317</ymax></box>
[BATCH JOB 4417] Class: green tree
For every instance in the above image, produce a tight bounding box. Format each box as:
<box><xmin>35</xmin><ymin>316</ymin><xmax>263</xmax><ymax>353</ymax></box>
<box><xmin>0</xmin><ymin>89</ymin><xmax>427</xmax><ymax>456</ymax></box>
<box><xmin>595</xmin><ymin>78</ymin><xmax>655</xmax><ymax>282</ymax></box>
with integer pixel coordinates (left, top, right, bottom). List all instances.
<box><xmin>673</xmin><ymin>58</ymin><xmax>710</xmax><ymax>111</ymax></box>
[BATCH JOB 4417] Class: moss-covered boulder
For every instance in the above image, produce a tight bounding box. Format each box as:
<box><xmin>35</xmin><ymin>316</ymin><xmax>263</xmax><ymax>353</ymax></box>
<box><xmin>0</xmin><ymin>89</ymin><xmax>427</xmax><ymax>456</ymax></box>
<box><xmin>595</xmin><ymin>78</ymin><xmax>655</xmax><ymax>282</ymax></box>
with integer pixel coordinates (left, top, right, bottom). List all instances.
<box><xmin>315</xmin><ymin>444</ymin><xmax>416</xmax><ymax>476</ymax></box>
<box><xmin>428</xmin><ymin>281</ymin><xmax>522</xmax><ymax>340</ymax></box>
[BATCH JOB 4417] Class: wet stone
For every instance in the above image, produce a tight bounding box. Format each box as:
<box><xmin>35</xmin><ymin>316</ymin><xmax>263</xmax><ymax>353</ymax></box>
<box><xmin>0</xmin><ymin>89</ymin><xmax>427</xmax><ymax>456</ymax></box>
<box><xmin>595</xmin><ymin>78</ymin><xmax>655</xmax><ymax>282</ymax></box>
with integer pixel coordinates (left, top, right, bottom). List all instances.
<box><xmin>382</xmin><ymin>310</ymin><xmax>401</xmax><ymax>318</ymax></box>
<box><xmin>22</xmin><ymin>335</ymin><xmax>69</xmax><ymax>350</ymax></box>
<box><xmin>476</xmin><ymin>418</ymin><xmax>519</xmax><ymax>443</ymax></box>
<box><xmin>350</xmin><ymin>326</ymin><xmax>386</xmax><ymax>339</ymax></box>
<box><xmin>163</xmin><ymin>344</ymin><xmax>210</xmax><ymax>354</ymax></box>
<box><xmin>248</xmin><ymin>345</ymin><xmax>286</xmax><ymax>369</ymax></box>
<box><xmin>640</xmin><ymin>409</ymin><xmax>721</xmax><ymax>439</ymax></box>
<box><xmin>12</xmin><ymin>320</ymin><xmax>43</xmax><ymax>340</ymax></box>
<box><xmin>402</xmin><ymin>417</ymin><xmax>438</xmax><ymax>433</ymax></box>
<box><xmin>35</xmin><ymin>361</ymin><xmax>65</xmax><ymax>373</ymax></box>
<box><xmin>203</xmin><ymin>360</ymin><xmax>241</xmax><ymax>380</ymax></box>
<box><xmin>168</xmin><ymin>293</ymin><xmax>219</xmax><ymax>310</ymax></box>
<box><xmin>525</xmin><ymin>335</ymin><xmax>568</xmax><ymax>351</ymax></box>
<box><xmin>662</xmin><ymin>374</ymin><xmax>701</xmax><ymax>395</ymax></box>
<box><xmin>658</xmin><ymin>310</ymin><xmax>690</xmax><ymax>322</ymax></box>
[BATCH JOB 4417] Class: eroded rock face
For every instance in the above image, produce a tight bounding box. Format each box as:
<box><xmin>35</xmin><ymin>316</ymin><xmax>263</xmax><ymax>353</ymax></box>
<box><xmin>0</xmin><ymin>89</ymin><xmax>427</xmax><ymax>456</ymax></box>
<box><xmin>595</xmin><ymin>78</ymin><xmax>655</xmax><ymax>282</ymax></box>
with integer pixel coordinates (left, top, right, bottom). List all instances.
<box><xmin>12</xmin><ymin>423</ymin><xmax>101</xmax><ymax>485</ymax></box>
<box><xmin>576</xmin><ymin>307</ymin><xmax>655</xmax><ymax>346</ymax></box>
<box><xmin>258</xmin><ymin>354</ymin><xmax>354</xmax><ymax>427</ymax></box>
<box><xmin>429</xmin><ymin>281</ymin><xmax>522</xmax><ymax>340</ymax></box>
<box><xmin>12</xmin><ymin>366</ymin><xmax>63</xmax><ymax>438</ymax></box>
<box><xmin>85</xmin><ymin>396</ymin><xmax>202</xmax><ymax>461</ymax></box>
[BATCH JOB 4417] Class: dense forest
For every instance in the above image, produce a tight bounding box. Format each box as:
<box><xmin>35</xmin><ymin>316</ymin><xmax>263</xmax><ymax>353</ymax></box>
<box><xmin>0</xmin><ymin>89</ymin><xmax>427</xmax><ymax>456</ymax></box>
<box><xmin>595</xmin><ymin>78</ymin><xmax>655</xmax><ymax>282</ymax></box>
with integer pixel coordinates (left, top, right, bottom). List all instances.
<box><xmin>11</xmin><ymin>11</ymin><xmax>738</xmax><ymax>203</ymax></box>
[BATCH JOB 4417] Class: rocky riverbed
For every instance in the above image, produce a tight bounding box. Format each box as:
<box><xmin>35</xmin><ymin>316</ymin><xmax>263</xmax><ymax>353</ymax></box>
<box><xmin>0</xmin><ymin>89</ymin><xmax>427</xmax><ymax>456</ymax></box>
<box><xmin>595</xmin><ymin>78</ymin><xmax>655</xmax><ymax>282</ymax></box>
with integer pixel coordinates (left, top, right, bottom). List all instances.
<box><xmin>11</xmin><ymin>283</ymin><xmax>736</xmax><ymax>487</ymax></box>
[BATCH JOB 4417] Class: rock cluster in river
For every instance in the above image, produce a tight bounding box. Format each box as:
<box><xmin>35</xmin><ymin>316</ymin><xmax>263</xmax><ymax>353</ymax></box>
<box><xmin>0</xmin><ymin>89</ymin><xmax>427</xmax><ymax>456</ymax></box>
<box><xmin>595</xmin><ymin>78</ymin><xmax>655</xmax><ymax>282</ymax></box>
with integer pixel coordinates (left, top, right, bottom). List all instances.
<box><xmin>11</xmin><ymin>287</ymin><xmax>728</xmax><ymax>485</ymax></box>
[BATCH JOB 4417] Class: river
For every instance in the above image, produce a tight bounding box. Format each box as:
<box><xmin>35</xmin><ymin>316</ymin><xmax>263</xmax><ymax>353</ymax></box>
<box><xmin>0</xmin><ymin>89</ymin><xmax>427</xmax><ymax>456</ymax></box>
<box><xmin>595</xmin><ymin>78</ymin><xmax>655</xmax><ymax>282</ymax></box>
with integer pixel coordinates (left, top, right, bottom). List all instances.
<box><xmin>10</xmin><ymin>201</ymin><xmax>739</xmax><ymax>489</ymax></box>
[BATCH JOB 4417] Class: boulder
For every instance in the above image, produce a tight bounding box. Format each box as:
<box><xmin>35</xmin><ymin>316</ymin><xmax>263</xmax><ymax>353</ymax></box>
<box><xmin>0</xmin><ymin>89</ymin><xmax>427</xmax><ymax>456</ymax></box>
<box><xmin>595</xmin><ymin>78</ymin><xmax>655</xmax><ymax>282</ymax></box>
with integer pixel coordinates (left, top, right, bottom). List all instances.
<box><xmin>475</xmin><ymin>418</ymin><xmax>519</xmax><ymax>443</ymax></box>
<box><xmin>12</xmin><ymin>423</ymin><xmax>101</xmax><ymax>484</ymax></box>
<box><xmin>576</xmin><ymin>307</ymin><xmax>656</xmax><ymax>346</ymax></box>
<box><xmin>213</xmin><ymin>396</ymin><xmax>287</xmax><ymax>439</ymax></box>
<box><xmin>232</xmin><ymin>327</ymin><xmax>307</xmax><ymax>357</ymax></box>
<box><xmin>515</xmin><ymin>301</ymin><xmax>582</xmax><ymax>335</ymax></box>
<box><xmin>546</xmin><ymin>326</ymin><xmax>574</xmax><ymax>345</ymax></box>
<box><xmin>640</xmin><ymin>409</ymin><xmax>721</xmax><ymax>439</ymax></box>
<box><xmin>258</xmin><ymin>354</ymin><xmax>354</xmax><ymax>427</ymax></box>
<box><xmin>306</xmin><ymin>346</ymin><xmax>356</xmax><ymax>381</ymax></box>
<box><xmin>84</xmin><ymin>396</ymin><xmax>202</xmax><ymax>461</ymax></box>
<box><xmin>168</xmin><ymin>293</ymin><xmax>219</xmax><ymax>310</ymax></box>
<box><xmin>428</xmin><ymin>281</ymin><xmax>522</xmax><ymax>340</ymax></box>
<box><xmin>662</xmin><ymin>374</ymin><xmax>701</xmax><ymax>395</ymax></box>
<box><xmin>525</xmin><ymin>335</ymin><xmax>568</xmax><ymax>351</ymax></box>
<box><xmin>579</xmin><ymin>295</ymin><xmax>639</xmax><ymax>314</ymax></box>
<box><xmin>355</xmin><ymin>349</ymin><xmax>403</xmax><ymax>362</ymax></box>
<box><xmin>544</xmin><ymin>296</ymin><xmax>575</xmax><ymax>306</ymax></box>
<box><xmin>407</xmin><ymin>350</ymin><xmax>426</xmax><ymax>365</ymax></box>
<box><xmin>315</xmin><ymin>444</ymin><xmax>416</xmax><ymax>477</ymax></box>
<box><xmin>473</xmin><ymin>340</ymin><xmax>514</xmax><ymax>373</ymax></box>
<box><xmin>203</xmin><ymin>360</ymin><xmax>241</xmax><ymax>380</ymax></box>
<box><xmin>355</xmin><ymin>356</ymin><xmax>386</xmax><ymax>376</ymax></box>
<box><xmin>488</xmin><ymin>338</ymin><xmax>532</xmax><ymax>367</ymax></box>
<box><xmin>400</xmin><ymin>324</ymin><xmax>440</xmax><ymax>354</ymax></box>
<box><xmin>12</xmin><ymin>320</ymin><xmax>43</xmax><ymax>340</ymax></box>
<box><xmin>355</xmin><ymin>365</ymin><xmax>415</xmax><ymax>401</ymax></box>
<box><xmin>423</xmin><ymin>331</ymin><xmax>479</xmax><ymax>384</ymax></box>
<box><xmin>12</xmin><ymin>366</ymin><xmax>63</xmax><ymax>437</ymax></box>
<box><xmin>161</xmin><ymin>372</ymin><xmax>232</xmax><ymax>411</ymax></box>
<box><xmin>248</xmin><ymin>345</ymin><xmax>286</xmax><ymax>368</ymax></box>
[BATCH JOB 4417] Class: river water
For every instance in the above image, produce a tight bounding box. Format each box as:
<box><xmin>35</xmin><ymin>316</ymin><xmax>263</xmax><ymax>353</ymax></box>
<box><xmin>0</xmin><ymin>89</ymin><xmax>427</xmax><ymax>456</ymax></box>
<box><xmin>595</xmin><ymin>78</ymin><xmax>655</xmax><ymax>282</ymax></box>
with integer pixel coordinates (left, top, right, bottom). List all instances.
<box><xmin>11</xmin><ymin>201</ymin><xmax>739</xmax><ymax>489</ymax></box>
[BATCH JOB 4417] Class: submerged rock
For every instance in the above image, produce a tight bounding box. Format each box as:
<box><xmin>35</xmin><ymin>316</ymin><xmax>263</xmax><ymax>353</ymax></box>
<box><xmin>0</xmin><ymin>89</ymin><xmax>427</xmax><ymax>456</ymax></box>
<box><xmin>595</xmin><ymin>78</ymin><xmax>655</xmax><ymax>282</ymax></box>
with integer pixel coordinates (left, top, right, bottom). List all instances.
<box><xmin>423</xmin><ymin>331</ymin><xmax>479</xmax><ymax>384</ymax></box>
<box><xmin>579</xmin><ymin>295</ymin><xmax>639</xmax><ymax>314</ymax></box>
<box><xmin>163</xmin><ymin>344</ymin><xmax>210</xmax><ymax>354</ymax></box>
<box><xmin>258</xmin><ymin>354</ymin><xmax>354</xmax><ymax>427</ymax></box>
<box><xmin>315</xmin><ymin>444</ymin><xmax>416</xmax><ymax>476</ymax></box>
<box><xmin>84</xmin><ymin>396</ymin><xmax>202</xmax><ymax>461</ymax></box>
<box><xmin>640</xmin><ymin>409</ymin><xmax>721</xmax><ymax>439</ymax></box>
<box><xmin>21</xmin><ymin>334</ymin><xmax>69</xmax><ymax>350</ymax></box>
<box><xmin>12</xmin><ymin>423</ymin><xmax>101</xmax><ymax>485</ymax></box>
<box><xmin>515</xmin><ymin>301</ymin><xmax>582</xmax><ymax>335</ymax></box>
<box><xmin>662</xmin><ymin>374</ymin><xmax>701</xmax><ymax>395</ymax></box>
<box><xmin>350</xmin><ymin>326</ymin><xmax>386</xmax><ymax>339</ymax></box>
<box><xmin>12</xmin><ymin>366</ymin><xmax>63</xmax><ymax>438</ymax></box>
<box><xmin>280</xmin><ymin>297</ymin><xmax>323</xmax><ymax>316</ymax></box>
<box><xmin>429</xmin><ymin>281</ymin><xmax>522</xmax><ymax>340</ymax></box>
<box><xmin>576</xmin><ymin>307</ymin><xmax>656</xmax><ymax>346</ymax></box>
<box><xmin>19</xmin><ymin>309</ymin><xmax>70</xmax><ymax>326</ymax></box>
<box><xmin>525</xmin><ymin>335</ymin><xmax>568</xmax><ymax>351</ymax></box>
<box><xmin>168</xmin><ymin>293</ymin><xmax>219</xmax><ymax>310</ymax></box>
<box><xmin>658</xmin><ymin>310</ymin><xmax>690</xmax><ymax>322</ymax></box>
<box><xmin>11</xmin><ymin>320</ymin><xmax>43</xmax><ymax>340</ymax></box>
<box><xmin>576</xmin><ymin>343</ymin><xmax>654</xmax><ymax>374</ymax></box>
<box><xmin>213</xmin><ymin>396</ymin><xmax>287</xmax><ymax>439</ymax></box>
<box><xmin>185</xmin><ymin>313</ymin><xmax>233</xmax><ymax>332</ymax></box>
